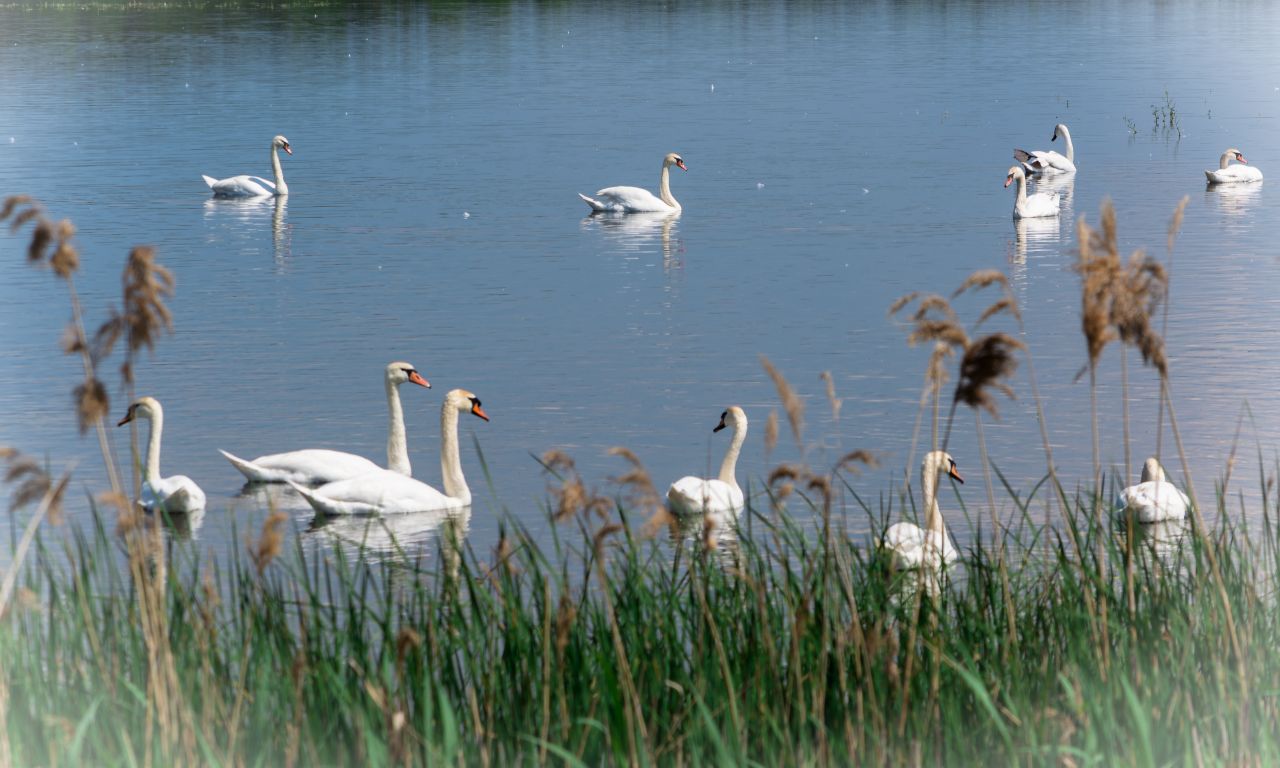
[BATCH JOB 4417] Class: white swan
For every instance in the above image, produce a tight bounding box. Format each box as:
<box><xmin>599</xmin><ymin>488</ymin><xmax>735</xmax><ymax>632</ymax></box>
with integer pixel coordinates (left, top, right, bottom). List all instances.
<box><xmin>881</xmin><ymin>451</ymin><xmax>964</xmax><ymax>571</ymax></box>
<box><xmin>1118</xmin><ymin>457</ymin><xmax>1189</xmax><ymax>523</ymax></box>
<box><xmin>667</xmin><ymin>407</ymin><xmax>748</xmax><ymax>516</ymax></box>
<box><xmin>203</xmin><ymin>135</ymin><xmax>292</xmax><ymax>197</ymax></box>
<box><xmin>1005</xmin><ymin>166</ymin><xmax>1060</xmax><ymax>219</ymax></box>
<box><xmin>117</xmin><ymin>397</ymin><xmax>206</xmax><ymax>513</ymax></box>
<box><xmin>1014</xmin><ymin>124</ymin><xmax>1076</xmax><ymax>174</ymax></box>
<box><xmin>579</xmin><ymin>153</ymin><xmax>686</xmax><ymax>212</ymax></box>
<box><xmin>220</xmin><ymin>362</ymin><xmax>430</xmax><ymax>485</ymax></box>
<box><xmin>1205</xmin><ymin>148</ymin><xmax>1263</xmax><ymax>183</ymax></box>
<box><xmin>289</xmin><ymin>389</ymin><xmax>489</xmax><ymax>515</ymax></box>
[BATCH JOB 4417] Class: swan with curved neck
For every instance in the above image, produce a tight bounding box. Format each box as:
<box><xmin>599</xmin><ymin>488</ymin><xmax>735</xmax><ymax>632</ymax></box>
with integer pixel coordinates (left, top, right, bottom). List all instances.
<box><xmin>289</xmin><ymin>389</ymin><xmax>489</xmax><ymax>515</ymax></box>
<box><xmin>1014</xmin><ymin>124</ymin><xmax>1075</xmax><ymax>174</ymax></box>
<box><xmin>1205</xmin><ymin>148</ymin><xmax>1263</xmax><ymax>183</ymax></box>
<box><xmin>579</xmin><ymin>153</ymin><xmax>686</xmax><ymax>213</ymax></box>
<box><xmin>220</xmin><ymin>362</ymin><xmax>429</xmax><ymax>485</ymax></box>
<box><xmin>881</xmin><ymin>451</ymin><xmax>964</xmax><ymax>570</ymax></box>
<box><xmin>1005</xmin><ymin>166</ymin><xmax>1060</xmax><ymax>219</ymax></box>
<box><xmin>667</xmin><ymin>407</ymin><xmax>748</xmax><ymax>515</ymax></box>
<box><xmin>203</xmin><ymin>135</ymin><xmax>292</xmax><ymax>197</ymax></box>
<box><xmin>117</xmin><ymin>397</ymin><xmax>206</xmax><ymax>513</ymax></box>
<box><xmin>1118</xmin><ymin>457</ymin><xmax>1190</xmax><ymax>522</ymax></box>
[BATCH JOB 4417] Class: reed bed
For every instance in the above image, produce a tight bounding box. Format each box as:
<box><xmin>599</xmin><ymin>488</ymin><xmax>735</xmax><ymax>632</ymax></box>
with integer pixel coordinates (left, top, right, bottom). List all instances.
<box><xmin>3</xmin><ymin>196</ymin><xmax>1278</xmax><ymax>767</ymax></box>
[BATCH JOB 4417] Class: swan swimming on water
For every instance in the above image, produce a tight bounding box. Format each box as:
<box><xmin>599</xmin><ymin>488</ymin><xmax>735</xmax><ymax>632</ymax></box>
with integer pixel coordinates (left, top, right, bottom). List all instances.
<box><xmin>203</xmin><ymin>135</ymin><xmax>292</xmax><ymax>197</ymax></box>
<box><xmin>117</xmin><ymin>397</ymin><xmax>206</xmax><ymax>513</ymax></box>
<box><xmin>1005</xmin><ymin>166</ymin><xmax>1060</xmax><ymax>219</ymax></box>
<box><xmin>667</xmin><ymin>407</ymin><xmax>748</xmax><ymax>517</ymax></box>
<box><xmin>880</xmin><ymin>451</ymin><xmax>964</xmax><ymax>571</ymax></box>
<box><xmin>1204</xmin><ymin>148</ymin><xmax>1262</xmax><ymax>183</ymax></box>
<box><xmin>1117</xmin><ymin>457</ymin><xmax>1190</xmax><ymax>523</ymax></box>
<box><xmin>580</xmin><ymin>153</ymin><xmax>686</xmax><ymax>212</ymax></box>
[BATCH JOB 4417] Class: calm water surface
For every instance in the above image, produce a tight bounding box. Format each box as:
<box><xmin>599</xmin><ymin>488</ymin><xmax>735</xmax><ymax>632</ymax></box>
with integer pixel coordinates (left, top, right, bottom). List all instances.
<box><xmin>3</xmin><ymin>0</ymin><xmax>1280</xmax><ymax>567</ymax></box>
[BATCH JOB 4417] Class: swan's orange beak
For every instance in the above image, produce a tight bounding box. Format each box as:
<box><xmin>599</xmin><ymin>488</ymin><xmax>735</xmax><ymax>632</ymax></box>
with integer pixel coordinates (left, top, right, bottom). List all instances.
<box><xmin>117</xmin><ymin>407</ymin><xmax>135</xmax><ymax>427</ymax></box>
<box><xmin>677</xmin><ymin>160</ymin><xmax>687</xmax><ymax>171</ymax></box>
<box><xmin>1005</xmin><ymin>176</ymin><xmax>1013</xmax><ymax>188</ymax></box>
<box><xmin>408</xmin><ymin>371</ymin><xmax>430</xmax><ymax>388</ymax></box>
<box><xmin>1238</xmin><ymin>154</ymin><xmax>1248</xmax><ymax>164</ymax></box>
<box><xmin>471</xmin><ymin>404</ymin><xmax>489</xmax><ymax>421</ymax></box>
<box><xmin>949</xmin><ymin>465</ymin><xmax>964</xmax><ymax>484</ymax></box>
<box><xmin>283</xmin><ymin>144</ymin><xmax>292</xmax><ymax>155</ymax></box>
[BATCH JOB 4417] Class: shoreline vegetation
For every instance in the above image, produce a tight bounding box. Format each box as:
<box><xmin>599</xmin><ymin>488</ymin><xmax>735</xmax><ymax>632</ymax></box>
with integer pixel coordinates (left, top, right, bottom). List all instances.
<box><xmin>4</xmin><ymin>195</ymin><xmax>1280</xmax><ymax>767</ymax></box>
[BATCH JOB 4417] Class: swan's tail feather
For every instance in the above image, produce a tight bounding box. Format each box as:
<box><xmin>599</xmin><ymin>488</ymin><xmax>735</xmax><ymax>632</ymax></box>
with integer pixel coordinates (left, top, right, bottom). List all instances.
<box><xmin>220</xmin><ymin>449</ymin><xmax>268</xmax><ymax>483</ymax></box>
<box><xmin>202</xmin><ymin>175</ymin><xmax>219</xmax><ymax>189</ymax></box>
<box><xmin>1204</xmin><ymin>170</ymin><xmax>1214</xmax><ymax>181</ymax></box>
<box><xmin>286</xmin><ymin>480</ymin><xmax>329</xmax><ymax>515</ymax></box>
<box><xmin>579</xmin><ymin>192</ymin><xmax>608</xmax><ymax>212</ymax></box>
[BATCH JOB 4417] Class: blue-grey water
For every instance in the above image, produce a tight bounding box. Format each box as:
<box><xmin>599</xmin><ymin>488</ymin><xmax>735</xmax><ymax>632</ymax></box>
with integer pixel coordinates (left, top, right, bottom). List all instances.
<box><xmin>3</xmin><ymin>0</ymin><xmax>1280</xmax><ymax>567</ymax></box>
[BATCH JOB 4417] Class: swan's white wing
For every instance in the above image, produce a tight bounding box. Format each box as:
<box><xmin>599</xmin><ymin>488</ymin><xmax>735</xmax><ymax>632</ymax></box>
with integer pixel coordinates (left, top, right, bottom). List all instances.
<box><xmin>1207</xmin><ymin>165</ymin><xmax>1263</xmax><ymax>183</ymax></box>
<box><xmin>1118</xmin><ymin>481</ymin><xmax>1189</xmax><ymax>522</ymax></box>
<box><xmin>1028</xmin><ymin>150</ymin><xmax>1074</xmax><ymax>173</ymax></box>
<box><xmin>291</xmin><ymin>471</ymin><xmax>459</xmax><ymax>516</ymax></box>
<box><xmin>143</xmin><ymin>476</ymin><xmax>206</xmax><ymax>513</ymax></box>
<box><xmin>588</xmin><ymin>185</ymin><xmax>675</xmax><ymax>213</ymax></box>
<box><xmin>205</xmin><ymin>174</ymin><xmax>274</xmax><ymax>197</ymax></box>
<box><xmin>220</xmin><ymin>448</ymin><xmax>382</xmax><ymax>485</ymax></box>
<box><xmin>881</xmin><ymin>522</ymin><xmax>957</xmax><ymax>569</ymax></box>
<box><xmin>668</xmin><ymin>477</ymin><xmax>742</xmax><ymax>514</ymax></box>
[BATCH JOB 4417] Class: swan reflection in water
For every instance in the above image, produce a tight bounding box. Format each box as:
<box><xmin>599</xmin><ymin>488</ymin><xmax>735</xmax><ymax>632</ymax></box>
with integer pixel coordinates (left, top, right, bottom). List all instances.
<box><xmin>582</xmin><ymin>211</ymin><xmax>682</xmax><ymax>272</ymax></box>
<box><xmin>203</xmin><ymin>194</ymin><xmax>291</xmax><ymax>261</ymax></box>
<box><xmin>1030</xmin><ymin>171</ymin><xmax>1074</xmax><ymax>212</ymax></box>
<box><xmin>152</xmin><ymin>505</ymin><xmax>206</xmax><ymax>541</ymax></box>
<box><xmin>1206</xmin><ymin>180</ymin><xmax>1262</xmax><ymax>221</ymax></box>
<box><xmin>308</xmin><ymin>506</ymin><xmax>471</xmax><ymax>574</ymax></box>
<box><xmin>1009</xmin><ymin>215</ymin><xmax>1061</xmax><ymax>286</ymax></box>
<box><xmin>668</xmin><ymin>508</ymin><xmax>743</xmax><ymax>572</ymax></box>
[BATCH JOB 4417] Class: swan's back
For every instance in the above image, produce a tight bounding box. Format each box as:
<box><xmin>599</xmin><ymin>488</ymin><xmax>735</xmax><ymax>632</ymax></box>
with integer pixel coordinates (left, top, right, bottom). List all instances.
<box><xmin>291</xmin><ymin>471</ymin><xmax>462</xmax><ymax>516</ymax></box>
<box><xmin>220</xmin><ymin>448</ymin><xmax>382</xmax><ymax>485</ymax></box>
<box><xmin>668</xmin><ymin>476</ymin><xmax>742</xmax><ymax>514</ymax></box>
<box><xmin>882</xmin><ymin>522</ymin><xmax>957</xmax><ymax>570</ymax></box>
<box><xmin>1118</xmin><ymin>480</ymin><xmax>1189</xmax><ymax>522</ymax></box>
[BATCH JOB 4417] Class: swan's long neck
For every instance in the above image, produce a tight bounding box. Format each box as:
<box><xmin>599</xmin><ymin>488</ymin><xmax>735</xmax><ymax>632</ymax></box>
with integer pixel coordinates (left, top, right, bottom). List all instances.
<box><xmin>921</xmin><ymin>457</ymin><xmax>943</xmax><ymax>535</ymax></box>
<box><xmin>143</xmin><ymin>410</ymin><xmax>163</xmax><ymax>486</ymax></box>
<box><xmin>1061</xmin><ymin>128</ymin><xmax>1074</xmax><ymax>163</ymax></box>
<box><xmin>271</xmin><ymin>144</ymin><xmax>288</xmax><ymax>195</ymax></box>
<box><xmin>717</xmin><ymin>421</ymin><xmax>748</xmax><ymax>490</ymax></box>
<box><xmin>659</xmin><ymin>163</ymin><xmax>679</xmax><ymax>209</ymax></box>
<box><xmin>439</xmin><ymin>404</ymin><xmax>470</xmax><ymax>503</ymax></box>
<box><xmin>1220</xmin><ymin>151</ymin><xmax>1234</xmax><ymax>170</ymax></box>
<box><xmin>385</xmin><ymin>378</ymin><xmax>411</xmax><ymax>476</ymax></box>
<box><xmin>1014</xmin><ymin>173</ymin><xmax>1028</xmax><ymax>208</ymax></box>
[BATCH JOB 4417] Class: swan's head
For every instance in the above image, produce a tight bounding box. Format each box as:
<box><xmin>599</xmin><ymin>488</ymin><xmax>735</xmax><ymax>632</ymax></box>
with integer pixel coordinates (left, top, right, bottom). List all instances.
<box><xmin>1140</xmin><ymin>457</ymin><xmax>1166</xmax><ymax>484</ymax></box>
<box><xmin>713</xmin><ymin>406</ymin><xmax>747</xmax><ymax>433</ymax></box>
<box><xmin>664</xmin><ymin>153</ymin><xmax>687</xmax><ymax>171</ymax></box>
<box><xmin>273</xmin><ymin>135</ymin><xmax>292</xmax><ymax>155</ymax></box>
<box><xmin>924</xmin><ymin>450</ymin><xmax>964</xmax><ymax>484</ymax></box>
<box><xmin>446</xmin><ymin>389</ymin><xmax>489</xmax><ymax>422</ymax></box>
<box><xmin>1226</xmin><ymin>148</ymin><xmax>1247</xmax><ymax>164</ymax></box>
<box><xmin>117</xmin><ymin>396</ymin><xmax>162</xmax><ymax>426</ymax></box>
<box><xmin>1005</xmin><ymin>166</ymin><xmax>1025</xmax><ymax>188</ymax></box>
<box><xmin>385</xmin><ymin>361</ymin><xmax>430</xmax><ymax>389</ymax></box>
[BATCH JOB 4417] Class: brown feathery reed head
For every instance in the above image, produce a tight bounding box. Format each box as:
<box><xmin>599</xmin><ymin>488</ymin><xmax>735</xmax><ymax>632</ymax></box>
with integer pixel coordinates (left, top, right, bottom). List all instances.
<box><xmin>927</xmin><ymin>341</ymin><xmax>955</xmax><ymax>392</ymax></box>
<box><xmin>1111</xmin><ymin>249</ymin><xmax>1169</xmax><ymax>377</ymax></box>
<box><xmin>554</xmin><ymin>588</ymin><xmax>577</xmax><ymax>658</ymax></box>
<box><xmin>72</xmin><ymin>378</ymin><xmax>110</xmax><ymax>435</ymax></box>
<box><xmin>395</xmin><ymin>628</ymin><xmax>422</xmax><ymax>667</ymax></box>
<box><xmin>953</xmin><ymin>269</ymin><xmax>1021</xmax><ymax>328</ymax></box>
<box><xmin>606</xmin><ymin>446</ymin><xmax>672</xmax><ymax>534</ymax></box>
<box><xmin>541</xmin><ymin>449</ymin><xmax>610</xmax><ymax>523</ymax></box>
<box><xmin>590</xmin><ymin>522</ymin><xmax>624</xmax><ymax>560</ymax></box>
<box><xmin>760</xmin><ymin>355</ymin><xmax>805</xmax><ymax>448</ymax></box>
<box><xmin>890</xmin><ymin>292</ymin><xmax>969</xmax><ymax>353</ymax></box>
<box><xmin>104</xmin><ymin>491</ymin><xmax>141</xmax><ymax>537</ymax></box>
<box><xmin>763</xmin><ymin>410</ymin><xmax>779</xmax><ymax>462</ymax></box>
<box><xmin>1168</xmin><ymin>195</ymin><xmax>1189</xmax><ymax>254</ymax></box>
<box><xmin>247</xmin><ymin>511</ymin><xmax>288</xmax><ymax>577</ymax></box>
<box><xmin>768</xmin><ymin>464</ymin><xmax>800</xmax><ymax>501</ymax></box>
<box><xmin>954</xmin><ymin>333</ymin><xmax>1026</xmax><ymax>421</ymax></box>
<box><xmin>1</xmin><ymin>197</ymin><xmax>80</xmax><ymax>278</ymax></box>
<box><xmin>1073</xmin><ymin>202</ymin><xmax>1122</xmax><ymax>368</ymax></box>
<box><xmin>820</xmin><ymin>371</ymin><xmax>842</xmax><ymax>421</ymax></box>
<box><xmin>835</xmin><ymin>449</ymin><xmax>881</xmax><ymax>476</ymax></box>
<box><xmin>2</xmin><ymin>448</ymin><xmax>69</xmax><ymax>525</ymax></box>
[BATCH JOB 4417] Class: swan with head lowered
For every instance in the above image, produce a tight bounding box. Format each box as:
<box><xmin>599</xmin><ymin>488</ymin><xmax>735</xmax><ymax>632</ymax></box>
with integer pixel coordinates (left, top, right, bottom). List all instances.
<box><xmin>1014</xmin><ymin>124</ymin><xmax>1076</xmax><ymax>175</ymax></box>
<box><xmin>880</xmin><ymin>451</ymin><xmax>964</xmax><ymax>571</ymax></box>
<box><xmin>667</xmin><ymin>407</ymin><xmax>747</xmax><ymax>516</ymax></box>
<box><xmin>1005</xmin><ymin>166</ymin><xmax>1060</xmax><ymax>219</ymax></box>
<box><xmin>1205</xmin><ymin>148</ymin><xmax>1263</xmax><ymax>183</ymax></box>
<box><xmin>220</xmin><ymin>362</ymin><xmax>430</xmax><ymax>485</ymax></box>
<box><xmin>580</xmin><ymin>153</ymin><xmax>686</xmax><ymax>213</ymax></box>
<box><xmin>1118</xmin><ymin>458</ymin><xmax>1189</xmax><ymax>523</ymax></box>
<box><xmin>203</xmin><ymin>135</ymin><xmax>292</xmax><ymax>197</ymax></box>
<box><xmin>117</xmin><ymin>397</ymin><xmax>206</xmax><ymax>513</ymax></box>
<box><xmin>289</xmin><ymin>389</ymin><xmax>489</xmax><ymax>515</ymax></box>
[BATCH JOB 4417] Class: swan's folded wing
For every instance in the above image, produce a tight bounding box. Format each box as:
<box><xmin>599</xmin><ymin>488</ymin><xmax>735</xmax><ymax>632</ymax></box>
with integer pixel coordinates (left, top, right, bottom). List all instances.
<box><xmin>1030</xmin><ymin>150</ymin><xmax>1074</xmax><ymax>173</ymax></box>
<box><xmin>593</xmin><ymin>185</ymin><xmax>671</xmax><ymax>212</ymax></box>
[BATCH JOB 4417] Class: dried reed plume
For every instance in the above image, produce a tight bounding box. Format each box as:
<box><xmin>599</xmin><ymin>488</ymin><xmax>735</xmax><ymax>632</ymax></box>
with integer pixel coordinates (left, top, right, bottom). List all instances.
<box><xmin>835</xmin><ymin>449</ymin><xmax>881</xmax><ymax>476</ymax></box>
<box><xmin>95</xmin><ymin>246</ymin><xmax>176</xmax><ymax>385</ymax></box>
<box><xmin>1</xmin><ymin>196</ymin><xmax>79</xmax><ymax>279</ymax></box>
<box><xmin>763</xmin><ymin>411</ymin><xmax>779</xmax><ymax>464</ymax></box>
<box><xmin>821</xmin><ymin>371</ymin><xmax>843</xmax><ymax>423</ymax></box>
<box><xmin>953</xmin><ymin>333</ymin><xmax>1025</xmax><ymax>422</ymax></box>
<box><xmin>607</xmin><ymin>447</ymin><xmax>672</xmax><ymax>534</ymax></box>
<box><xmin>2</xmin><ymin>447</ymin><xmax>67</xmax><ymax>525</ymax></box>
<box><xmin>541</xmin><ymin>450</ymin><xmax>611</xmax><ymax>523</ymax></box>
<box><xmin>248</xmin><ymin>511</ymin><xmax>288</xmax><ymax>577</ymax></box>
<box><xmin>760</xmin><ymin>355</ymin><xmax>806</xmax><ymax>466</ymax></box>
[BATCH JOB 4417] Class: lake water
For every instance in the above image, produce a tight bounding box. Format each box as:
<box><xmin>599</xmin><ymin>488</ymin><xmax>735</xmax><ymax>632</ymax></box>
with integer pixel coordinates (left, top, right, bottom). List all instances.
<box><xmin>3</xmin><ymin>0</ymin><xmax>1280</xmax><ymax>567</ymax></box>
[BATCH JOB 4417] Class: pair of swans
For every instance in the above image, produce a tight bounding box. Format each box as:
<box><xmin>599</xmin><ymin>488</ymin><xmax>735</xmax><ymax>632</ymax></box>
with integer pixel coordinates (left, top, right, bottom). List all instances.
<box><xmin>1006</xmin><ymin>124</ymin><xmax>1070</xmax><ymax>219</ymax></box>
<box><xmin>289</xmin><ymin>389</ymin><xmax>489</xmax><ymax>515</ymax></box>
<box><xmin>117</xmin><ymin>398</ymin><xmax>207</xmax><ymax>513</ymax></box>
<box><xmin>221</xmin><ymin>362</ymin><xmax>430</xmax><ymax>484</ymax></box>
<box><xmin>1118</xmin><ymin>457</ymin><xmax>1190</xmax><ymax>522</ymax></box>
<box><xmin>581</xmin><ymin>153</ymin><xmax>686</xmax><ymax>213</ymax></box>
<box><xmin>203</xmin><ymin>135</ymin><xmax>291</xmax><ymax>197</ymax></box>
<box><xmin>1205</xmin><ymin>149</ymin><xmax>1263</xmax><ymax>183</ymax></box>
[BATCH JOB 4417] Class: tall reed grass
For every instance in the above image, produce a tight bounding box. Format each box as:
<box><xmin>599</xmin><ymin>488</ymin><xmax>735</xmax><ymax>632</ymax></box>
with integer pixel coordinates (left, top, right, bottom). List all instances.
<box><xmin>4</xmin><ymin>197</ymin><xmax>1279</xmax><ymax>768</ymax></box>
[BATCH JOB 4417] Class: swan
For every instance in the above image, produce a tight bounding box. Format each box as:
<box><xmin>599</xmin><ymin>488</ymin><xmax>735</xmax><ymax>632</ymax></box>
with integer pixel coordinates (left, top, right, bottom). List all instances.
<box><xmin>1205</xmin><ymin>148</ymin><xmax>1263</xmax><ymax>183</ymax></box>
<box><xmin>880</xmin><ymin>451</ymin><xmax>964</xmax><ymax>571</ymax></box>
<box><xmin>1005</xmin><ymin>166</ymin><xmax>1060</xmax><ymax>219</ymax></box>
<box><xmin>202</xmin><ymin>135</ymin><xmax>292</xmax><ymax>197</ymax></box>
<box><xmin>579</xmin><ymin>153</ymin><xmax>686</xmax><ymax>212</ymax></box>
<box><xmin>1117</xmin><ymin>457</ymin><xmax>1189</xmax><ymax>522</ymax></box>
<box><xmin>667</xmin><ymin>407</ymin><xmax>748</xmax><ymax>516</ymax></box>
<box><xmin>220</xmin><ymin>362</ymin><xmax>430</xmax><ymax>485</ymax></box>
<box><xmin>117</xmin><ymin>397</ymin><xmax>206</xmax><ymax>513</ymax></box>
<box><xmin>289</xmin><ymin>389</ymin><xmax>488</xmax><ymax>515</ymax></box>
<box><xmin>1014</xmin><ymin>124</ymin><xmax>1076</xmax><ymax>174</ymax></box>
